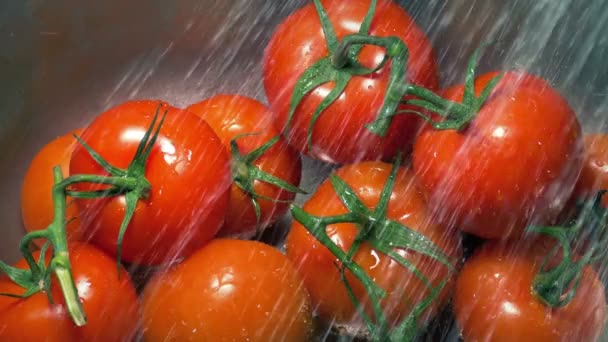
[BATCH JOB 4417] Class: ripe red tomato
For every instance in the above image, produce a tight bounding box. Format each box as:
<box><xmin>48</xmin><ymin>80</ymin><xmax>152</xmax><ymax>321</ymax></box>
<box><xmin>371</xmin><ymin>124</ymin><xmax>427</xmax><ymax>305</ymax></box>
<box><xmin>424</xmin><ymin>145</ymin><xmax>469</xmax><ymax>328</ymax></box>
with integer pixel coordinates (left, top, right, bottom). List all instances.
<box><xmin>285</xmin><ymin>161</ymin><xmax>462</xmax><ymax>329</ymax></box>
<box><xmin>263</xmin><ymin>0</ymin><xmax>438</xmax><ymax>164</ymax></box>
<box><xmin>69</xmin><ymin>100</ymin><xmax>231</xmax><ymax>265</ymax></box>
<box><xmin>573</xmin><ymin>134</ymin><xmax>608</xmax><ymax>207</ymax></box>
<box><xmin>454</xmin><ymin>240</ymin><xmax>606</xmax><ymax>342</ymax></box>
<box><xmin>21</xmin><ymin>129</ymin><xmax>83</xmax><ymax>246</ymax></box>
<box><xmin>185</xmin><ymin>94</ymin><xmax>302</xmax><ymax>237</ymax></box>
<box><xmin>141</xmin><ymin>239</ymin><xmax>313</xmax><ymax>341</ymax></box>
<box><xmin>0</xmin><ymin>243</ymin><xmax>139</xmax><ymax>342</ymax></box>
<box><xmin>413</xmin><ymin>71</ymin><xmax>583</xmax><ymax>239</ymax></box>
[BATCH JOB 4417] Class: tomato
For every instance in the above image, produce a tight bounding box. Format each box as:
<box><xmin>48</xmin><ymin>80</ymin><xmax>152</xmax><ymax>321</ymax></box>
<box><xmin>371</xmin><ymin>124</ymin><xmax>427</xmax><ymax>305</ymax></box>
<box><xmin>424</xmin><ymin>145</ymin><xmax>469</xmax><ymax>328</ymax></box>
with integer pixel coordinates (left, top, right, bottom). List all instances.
<box><xmin>573</xmin><ymin>134</ymin><xmax>608</xmax><ymax>207</ymax></box>
<box><xmin>285</xmin><ymin>161</ymin><xmax>462</xmax><ymax>329</ymax></box>
<box><xmin>0</xmin><ymin>243</ymin><xmax>139</xmax><ymax>342</ymax></box>
<box><xmin>69</xmin><ymin>100</ymin><xmax>231</xmax><ymax>265</ymax></box>
<box><xmin>21</xmin><ymin>129</ymin><xmax>83</xmax><ymax>246</ymax></box>
<box><xmin>263</xmin><ymin>0</ymin><xmax>438</xmax><ymax>164</ymax></box>
<box><xmin>453</xmin><ymin>239</ymin><xmax>606</xmax><ymax>342</ymax></box>
<box><xmin>185</xmin><ymin>94</ymin><xmax>302</xmax><ymax>237</ymax></box>
<box><xmin>413</xmin><ymin>71</ymin><xmax>583</xmax><ymax>239</ymax></box>
<box><xmin>141</xmin><ymin>238</ymin><xmax>313</xmax><ymax>341</ymax></box>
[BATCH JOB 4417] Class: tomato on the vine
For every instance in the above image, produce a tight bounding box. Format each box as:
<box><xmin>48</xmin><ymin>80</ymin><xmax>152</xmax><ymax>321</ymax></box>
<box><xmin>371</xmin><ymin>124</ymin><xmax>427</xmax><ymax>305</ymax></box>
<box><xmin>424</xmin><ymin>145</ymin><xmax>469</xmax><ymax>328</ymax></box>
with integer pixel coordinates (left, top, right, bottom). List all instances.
<box><xmin>454</xmin><ymin>239</ymin><xmax>606</xmax><ymax>342</ymax></box>
<box><xmin>21</xmin><ymin>129</ymin><xmax>83</xmax><ymax>246</ymax></box>
<box><xmin>285</xmin><ymin>161</ymin><xmax>462</xmax><ymax>330</ymax></box>
<box><xmin>0</xmin><ymin>243</ymin><xmax>139</xmax><ymax>342</ymax></box>
<box><xmin>413</xmin><ymin>71</ymin><xmax>583</xmax><ymax>239</ymax></box>
<box><xmin>263</xmin><ymin>0</ymin><xmax>438</xmax><ymax>164</ymax></box>
<box><xmin>185</xmin><ymin>94</ymin><xmax>302</xmax><ymax>237</ymax></box>
<box><xmin>141</xmin><ymin>239</ymin><xmax>313</xmax><ymax>341</ymax></box>
<box><xmin>69</xmin><ymin>100</ymin><xmax>231</xmax><ymax>265</ymax></box>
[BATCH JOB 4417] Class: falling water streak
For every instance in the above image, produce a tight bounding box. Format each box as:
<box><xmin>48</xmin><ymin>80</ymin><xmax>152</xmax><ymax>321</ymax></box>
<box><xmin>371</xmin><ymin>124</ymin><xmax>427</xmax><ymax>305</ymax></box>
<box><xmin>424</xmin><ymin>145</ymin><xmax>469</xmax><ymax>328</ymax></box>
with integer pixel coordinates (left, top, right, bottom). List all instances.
<box><xmin>0</xmin><ymin>0</ymin><xmax>607</xmax><ymax>341</ymax></box>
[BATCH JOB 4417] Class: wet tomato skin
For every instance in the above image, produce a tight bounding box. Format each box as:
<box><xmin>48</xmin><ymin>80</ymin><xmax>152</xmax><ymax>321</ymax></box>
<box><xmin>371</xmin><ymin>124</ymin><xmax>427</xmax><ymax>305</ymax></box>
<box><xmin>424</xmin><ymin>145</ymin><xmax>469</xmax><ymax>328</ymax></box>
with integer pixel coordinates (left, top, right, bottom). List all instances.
<box><xmin>413</xmin><ymin>71</ymin><xmax>583</xmax><ymax>239</ymax></box>
<box><xmin>69</xmin><ymin>100</ymin><xmax>231</xmax><ymax>265</ymax></box>
<box><xmin>141</xmin><ymin>238</ymin><xmax>313</xmax><ymax>342</ymax></box>
<box><xmin>454</xmin><ymin>240</ymin><xmax>606</xmax><ymax>342</ymax></box>
<box><xmin>573</xmin><ymin>134</ymin><xmax>608</xmax><ymax>207</ymax></box>
<box><xmin>185</xmin><ymin>94</ymin><xmax>302</xmax><ymax>237</ymax></box>
<box><xmin>21</xmin><ymin>129</ymin><xmax>84</xmax><ymax>246</ymax></box>
<box><xmin>285</xmin><ymin>161</ymin><xmax>462</xmax><ymax>327</ymax></box>
<box><xmin>263</xmin><ymin>0</ymin><xmax>439</xmax><ymax>164</ymax></box>
<box><xmin>0</xmin><ymin>243</ymin><xmax>139</xmax><ymax>342</ymax></box>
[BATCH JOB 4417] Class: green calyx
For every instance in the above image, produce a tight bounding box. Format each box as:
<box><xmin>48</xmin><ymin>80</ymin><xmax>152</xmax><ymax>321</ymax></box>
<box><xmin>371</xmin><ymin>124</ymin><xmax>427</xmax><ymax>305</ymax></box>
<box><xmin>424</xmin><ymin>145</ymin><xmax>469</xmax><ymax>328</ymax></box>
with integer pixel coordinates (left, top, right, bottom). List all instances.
<box><xmin>0</xmin><ymin>167</ymin><xmax>86</xmax><ymax>326</ymax></box>
<box><xmin>285</xmin><ymin>0</ymin><xmax>502</xmax><ymax>154</ymax></box>
<box><xmin>0</xmin><ymin>105</ymin><xmax>170</xmax><ymax>328</ymax></box>
<box><xmin>60</xmin><ymin>104</ymin><xmax>167</xmax><ymax>271</ymax></box>
<box><xmin>400</xmin><ymin>45</ymin><xmax>504</xmax><ymax>131</ymax></box>
<box><xmin>528</xmin><ymin>190</ymin><xmax>608</xmax><ymax>308</ymax></box>
<box><xmin>285</xmin><ymin>0</ymin><xmax>398</xmax><ymax>150</ymax></box>
<box><xmin>290</xmin><ymin>155</ymin><xmax>457</xmax><ymax>341</ymax></box>
<box><xmin>230</xmin><ymin>133</ymin><xmax>306</xmax><ymax>234</ymax></box>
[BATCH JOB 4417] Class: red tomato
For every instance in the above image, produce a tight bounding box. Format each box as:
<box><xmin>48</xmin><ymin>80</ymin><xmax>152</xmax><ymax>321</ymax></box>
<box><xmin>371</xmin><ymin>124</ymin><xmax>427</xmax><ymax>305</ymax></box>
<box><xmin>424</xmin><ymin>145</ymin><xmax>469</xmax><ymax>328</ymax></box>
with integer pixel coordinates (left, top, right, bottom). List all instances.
<box><xmin>141</xmin><ymin>239</ymin><xmax>313</xmax><ymax>341</ymax></box>
<box><xmin>69</xmin><ymin>100</ymin><xmax>231</xmax><ymax>265</ymax></box>
<box><xmin>413</xmin><ymin>71</ymin><xmax>583</xmax><ymax>239</ymax></box>
<box><xmin>573</xmin><ymin>134</ymin><xmax>608</xmax><ymax>207</ymax></box>
<box><xmin>454</xmin><ymin>240</ymin><xmax>606</xmax><ymax>342</ymax></box>
<box><xmin>263</xmin><ymin>0</ymin><xmax>438</xmax><ymax>164</ymax></box>
<box><xmin>0</xmin><ymin>243</ymin><xmax>139</xmax><ymax>342</ymax></box>
<box><xmin>285</xmin><ymin>161</ymin><xmax>462</xmax><ymax>329</ymax></box>
<box><xmin>185</xmin><ymin>94</ymin><xmax>302</xmax><ymax>237</ymax></box>
<box><xmin>21</xmin><ymin>129</ymin><xmax>83</xmax><ymax>246</ymax></box>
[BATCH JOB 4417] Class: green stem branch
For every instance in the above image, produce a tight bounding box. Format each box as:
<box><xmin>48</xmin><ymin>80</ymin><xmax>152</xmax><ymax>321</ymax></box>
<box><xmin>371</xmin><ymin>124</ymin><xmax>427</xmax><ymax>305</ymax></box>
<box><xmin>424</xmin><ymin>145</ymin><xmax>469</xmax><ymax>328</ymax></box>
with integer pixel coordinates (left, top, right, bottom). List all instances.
<box><xmin>19</xmin><ymin>230</ymin><xmax>48</xmax><ymax>280</ymax></box>
<box><xmin>58</xmin><ymin>174</ymin><xmax>140</xmax><ymax>192</ymax></box>
<box><xmin>49</xmin><ymin>166</ymin><xmax>87</xmax><ymax>326</ymax></box>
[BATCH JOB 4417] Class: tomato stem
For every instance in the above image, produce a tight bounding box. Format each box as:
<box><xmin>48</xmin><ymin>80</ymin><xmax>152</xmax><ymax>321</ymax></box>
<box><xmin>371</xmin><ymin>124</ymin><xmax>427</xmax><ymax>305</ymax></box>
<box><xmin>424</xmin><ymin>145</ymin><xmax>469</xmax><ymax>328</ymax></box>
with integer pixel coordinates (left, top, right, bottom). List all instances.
<box><xmin>398</xmin><ymin>51</ymin><xmax>503</xmax><ymax>131</ymax></box>
<box><xmin>47</xmin><ymin>166</ymin><xmax>87</xmax><ymax>326</ymax></box>
<box><xmin>0</xmin><ymin>105</ymin><xmax>171</xmax><ymax>328</ymax></box>
<box><xmin>290</xmin><ymin>156</ymin><xmax>457</xmax><ymax>341</ymax></box>
<box><xmin>529</xmin><ymin>190</ymin><xmax>608</xmax><ymax>308</ymax></box>
<box><xmin>19</xmin><ymin>230</ymin><xmax>48</xmax><ymax>280</ymax></box>
<box><xmin>65</xmin><ymin>104</ymin><xmax>166</xmax><ymax>268</ymax></box>
<box><xmin>230</xmin><ymin>134</ymin><xmax>306</xmax><ymax>233</ymax></box>
<box><xmin>286</xmin><ymin>0</ymin><xmax>501</xmax><ymax>156</ymax></box>
<box><xmin>1</xmin><ymin>167</ymin><xmax>87</xmax><ymax>325</ymax></box>
<box><xmin>58</xmin><ymin>175</ymin><xmax>143</xmax><ymax>195</ymax></box>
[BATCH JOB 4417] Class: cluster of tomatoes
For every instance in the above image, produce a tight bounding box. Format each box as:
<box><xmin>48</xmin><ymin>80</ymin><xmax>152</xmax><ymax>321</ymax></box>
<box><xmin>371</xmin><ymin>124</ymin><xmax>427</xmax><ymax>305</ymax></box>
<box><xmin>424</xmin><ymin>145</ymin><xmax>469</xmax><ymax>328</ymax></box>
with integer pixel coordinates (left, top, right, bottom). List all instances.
<box><xmin>3</xmin><ymin>0</ymin><xmax>608</xmax><ymax>341</ymax></box>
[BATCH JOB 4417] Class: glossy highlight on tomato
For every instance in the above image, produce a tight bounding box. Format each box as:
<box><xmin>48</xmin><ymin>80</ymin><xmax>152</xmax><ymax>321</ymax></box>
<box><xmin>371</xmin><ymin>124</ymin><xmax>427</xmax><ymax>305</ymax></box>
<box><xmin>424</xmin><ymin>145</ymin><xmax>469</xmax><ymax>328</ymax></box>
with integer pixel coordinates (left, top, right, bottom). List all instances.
<box><xmin>185</xmin><ymin>94</ymin><xmax>302</xmax><ymax>237</ymax></box>
<box><xmin>21</xmin><ymin>129</ymin><xmax>84</xmax><ymax>246</ymax></box>
<box><xmin>69</xmin><ymin>100</ymin><xmax>231</xmax><ymax>265</ymax></box>
<box><xmin>0</xmin><ymin>243</ymin><xmax>139</xmax><ymax>342</ymax></box>
<box><xmin>286</xmin><ymin>161</ymin><xmax>462</xmax><ymax>329</ymax></box>
<box><xmin>453</xmin><ymin>239</ymin><xmax>606</xmax><ymax>342</ymax></box>
<box><xmin>413</xmin><ymin>71</ymin><xmax>583</xmax><ymax>239</ymax></box>
<box><xmin>263</xmin><ymin>0</ymin><xmax>439</xmax><ymax>164</ymax></box>
<box><xmin>573</xmin><ymin>134</ymin><xmax>608</xmax><ymax>207</ymax></box>
<box><xmin>141</xmin><ymin>239</ymin><xmax>313</xmax><ymax>341</ymax></box>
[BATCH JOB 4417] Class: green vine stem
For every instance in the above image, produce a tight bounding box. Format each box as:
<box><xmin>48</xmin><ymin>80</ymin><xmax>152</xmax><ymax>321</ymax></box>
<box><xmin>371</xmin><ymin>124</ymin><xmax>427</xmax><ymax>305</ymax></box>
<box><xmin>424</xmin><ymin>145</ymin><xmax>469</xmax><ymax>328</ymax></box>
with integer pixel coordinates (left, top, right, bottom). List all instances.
<box><xmin>0</xmin><ymin>166</ymin><xmax>86</xmax><ymax>326</ymax></box>
<box><xmin>229</xmin><ymin>133</ymin><xmax>306</xmax><ymax>233</ymax></box>
<box><xmin>528</xmin><ymin>190</ymin><xmax>608</xmax><ymax>308</ymax></box>
<box><xmin>0</xmin><ymin>104</ymin><xmax>170</xmax><ymax>327</ymax></box>
<box><xmin>284</xmin><ymin>0</ymin><xmax>502</xmax><ymax>153</ymax></box>
<box><xmin>290</xmin><ymin>156</ymin><xmax>457</xmax><ymax>341</ymax></box>
<box><xmin>59</xmin><ymin>105</ymin><xmax>167</xmax><ymax>270</ymax></box>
